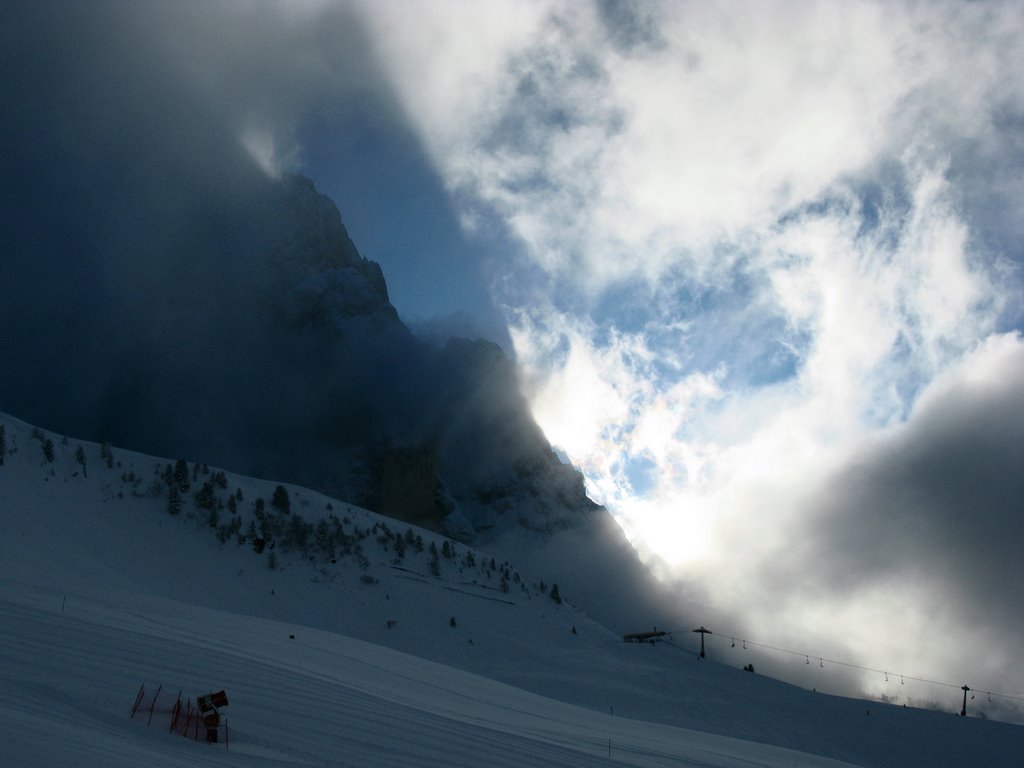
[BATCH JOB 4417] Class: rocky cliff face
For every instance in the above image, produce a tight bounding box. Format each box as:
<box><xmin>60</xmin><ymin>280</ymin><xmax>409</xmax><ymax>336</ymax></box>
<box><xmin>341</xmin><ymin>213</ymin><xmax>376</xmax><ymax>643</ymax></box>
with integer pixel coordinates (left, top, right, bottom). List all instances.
<box><xmin>233</xmin><ymin>176</ymin><xmax>601</xmax><ymax>540</ymax></box>
<box><xmin>1</xmin><ymin>167</ymin><xmax>598</xmax><ymax>542</ymax></box>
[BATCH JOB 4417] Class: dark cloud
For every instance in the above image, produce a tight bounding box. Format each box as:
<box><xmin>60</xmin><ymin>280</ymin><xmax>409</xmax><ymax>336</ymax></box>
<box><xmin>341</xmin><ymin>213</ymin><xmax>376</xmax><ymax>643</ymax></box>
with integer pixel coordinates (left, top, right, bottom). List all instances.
<box><xmin>809</xmin><ymin>353</ymin><xmax>1024</xmax><ymax>619</ymax></box>
<box><xmin>738</xmin><ymin>342</ymin><xmax>1024</xmax><ymax>689</ymax></box>
<box><xmin>0</xmin><ymin>1</ymin><xmax>569</xmax><ymax>527</ymax></box>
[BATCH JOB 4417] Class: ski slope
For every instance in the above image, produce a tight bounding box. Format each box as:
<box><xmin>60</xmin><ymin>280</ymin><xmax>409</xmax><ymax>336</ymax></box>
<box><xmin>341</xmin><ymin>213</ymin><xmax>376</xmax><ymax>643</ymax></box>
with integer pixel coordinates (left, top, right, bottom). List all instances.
<box><xmin>1</xmin><ymin>413</ymin><xmax>1021</xmax><ymax>766</ymax></box>
<box><xmin>0</xmin><ymin>580</ymin><xmax>860</xmax><ymax>768</ymax></box>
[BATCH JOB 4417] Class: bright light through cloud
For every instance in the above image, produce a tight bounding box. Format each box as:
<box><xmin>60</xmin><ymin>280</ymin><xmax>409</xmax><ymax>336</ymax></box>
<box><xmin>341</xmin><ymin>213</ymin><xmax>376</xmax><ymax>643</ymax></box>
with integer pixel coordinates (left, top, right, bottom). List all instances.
<box><xmin>358</xmin><ymin>0</ymin><xmax>1024</xmax><ymax>710</ymax></box>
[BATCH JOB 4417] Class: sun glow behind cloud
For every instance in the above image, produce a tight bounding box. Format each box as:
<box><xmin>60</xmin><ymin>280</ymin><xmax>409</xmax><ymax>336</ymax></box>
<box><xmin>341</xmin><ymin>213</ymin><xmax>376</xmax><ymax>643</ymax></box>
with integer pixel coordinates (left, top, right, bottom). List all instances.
<box><xmin>358</xmin><ymin>0</ymin><xmax>1024</xmax><ymax>704</ymax></box>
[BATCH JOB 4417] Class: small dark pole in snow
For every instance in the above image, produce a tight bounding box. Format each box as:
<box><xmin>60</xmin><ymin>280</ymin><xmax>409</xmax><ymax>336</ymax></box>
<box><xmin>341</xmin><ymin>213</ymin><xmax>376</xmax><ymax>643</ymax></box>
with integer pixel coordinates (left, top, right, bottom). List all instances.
<box><xmin>693</xmin><ymin>626</ymin><xmax>712</xmax><ymax>658</ymax></box>
<box><xmin>961</xmin><ymin>685</ymin><xmax>971</xmax><ymax>717</ymax></box>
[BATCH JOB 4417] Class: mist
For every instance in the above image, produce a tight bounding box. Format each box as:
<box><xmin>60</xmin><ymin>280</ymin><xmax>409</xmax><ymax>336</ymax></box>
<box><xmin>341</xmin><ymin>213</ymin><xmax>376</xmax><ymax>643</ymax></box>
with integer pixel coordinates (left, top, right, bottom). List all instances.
<box><xmin>0</xmin><ymin>1</ymin><xmax>575</xmax><ymax>532</ymax></box>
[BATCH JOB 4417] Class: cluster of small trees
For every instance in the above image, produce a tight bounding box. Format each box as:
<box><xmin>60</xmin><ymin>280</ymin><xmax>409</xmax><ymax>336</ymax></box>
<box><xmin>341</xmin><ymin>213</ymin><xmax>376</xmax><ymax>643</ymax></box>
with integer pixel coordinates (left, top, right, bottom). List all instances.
<box><xmin>145</xmin><ymin>455</ymin><xmax>567</xmax><ymax>609</ymax></box>
<box><xmin>30</xmin><ymin>428</ymin><xmax>55</xmax><ymax>463</ymax></box>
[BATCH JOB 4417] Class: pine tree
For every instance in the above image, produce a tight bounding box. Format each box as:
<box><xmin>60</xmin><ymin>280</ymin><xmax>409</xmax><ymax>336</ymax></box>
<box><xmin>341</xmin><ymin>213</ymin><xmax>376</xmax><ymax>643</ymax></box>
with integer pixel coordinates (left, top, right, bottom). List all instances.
<box><xmin>550</xmin><ymin>583</ymin><xmax>562</xmax><ymax>604</ymax></box>
<box><xmin>194</xmin><ymin>481</ymin><xmax>215</xmax><ymax>510</ymax></box>
<box><xmin>100</xmin><ymin>441</ymin><xmax>113</xmax><ymax>469</ymax></box>
<box><xmin>247</xmin><ymin>521</ymin><xmax>261</xmax><ymax>552</ymax></box>
<box><xmin>286</xmin><ymin>514</ymin><xmax>310</xmax><ymax>550</ymax></box>
<box><xmin>74</xmin><ymin>445</ymin><xmax>87</xmax><ymax>477</ymax></box>
<box><xmin>0</xmin><ymin>424</ymin><xmax>5</xmax><ymax>466</ymax></box>
<box><xmin>271</xmin><ymin>484</ymin><xmax>291</xmax><ymax>514</ymax></box>
<box><xmin>167</xmin><ymin>486</ymin><xmax>182</xmax><ymax>515</ymax></box>
<box><xmin>42</xmin><ymin>438</ymin><xmax>55</xmax><ymax>463</ymax></box>
<box><xmin>316</xmin><ymin>519</ymin><xmax>331</xmax><ymax>557</ymax></box>
<box><xmin>173</xmin><ymin>459</ymin><xmax>190</xmax><ymax>492</ymax></box>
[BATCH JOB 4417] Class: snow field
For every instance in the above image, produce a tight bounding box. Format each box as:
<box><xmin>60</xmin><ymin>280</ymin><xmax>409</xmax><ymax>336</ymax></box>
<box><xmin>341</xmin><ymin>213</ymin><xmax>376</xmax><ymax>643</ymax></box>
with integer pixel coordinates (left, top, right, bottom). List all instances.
<box><xmin>2</xmin><ymin>414</ymin><xmax>1022</xmax><ymax>766</ymax></box>
<box><xmin>0</xmin><ymin>580</ymin><xmax>857</xmax><ymax>768</ymax></box>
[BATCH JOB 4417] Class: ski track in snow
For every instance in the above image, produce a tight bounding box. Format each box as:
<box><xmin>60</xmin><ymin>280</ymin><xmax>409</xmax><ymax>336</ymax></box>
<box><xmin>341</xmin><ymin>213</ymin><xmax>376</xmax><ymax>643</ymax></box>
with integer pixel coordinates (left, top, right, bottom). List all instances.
<box><xmin>0</xmin><ymin>581</ymin><xmax>853</xmax><ymax>768</ymax></box>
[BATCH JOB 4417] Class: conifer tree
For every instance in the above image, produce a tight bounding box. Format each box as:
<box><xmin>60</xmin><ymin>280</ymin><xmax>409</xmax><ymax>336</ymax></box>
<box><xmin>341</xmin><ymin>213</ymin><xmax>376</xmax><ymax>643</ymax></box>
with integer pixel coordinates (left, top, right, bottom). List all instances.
<box><xmin>100</xmin><ymin>441</ymin><xmax>113</xmax><ymax>469</ymax></box>
<box><xmin>195</xmin><ymin>481</ymin><xmax>215</xmax><ymax>510</ymax></box>
<box><xmin>0</xmin><ymin>424</ymin><xmax>5</xmax><ymax>466</ymax></box>
<box><xmin>286</xmin><ymin>514</ymin><xmax>310</xmax><ymax>550</ymax></box>
<box><xmin>550</xmin><ymin>583</ymin><xmax>562</xmax><ymax>604</ymax></box>
<box><xmin>271</xmin><ymin>484</ymin><xmax>291</xmax><ymax>514</ymax></box>
<box><xmin>316</xmin><ymin>519</ymin><xmax>331</xmax><ymax>557</ymax></box>
<box><xmin>167</xmin><ymin>486</ymin><xmax>182</xmax><ymax>515</ymax></box>
<box><xmin>247</xmin><ymin>520</ymin><xmax>260</xmax><ymax>551</ymax></box>
<box><xmin>174</xmin><ymin>459</ymin><xmax>190</xmax><ymax>492</ymax></box>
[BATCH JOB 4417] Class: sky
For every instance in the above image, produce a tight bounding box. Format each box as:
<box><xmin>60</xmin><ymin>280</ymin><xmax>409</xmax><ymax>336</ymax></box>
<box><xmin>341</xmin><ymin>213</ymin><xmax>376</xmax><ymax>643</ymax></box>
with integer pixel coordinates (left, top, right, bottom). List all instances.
<box><xmin>3</xmin><ymin>0</ymin><xmax>1023</xmax><ymax>710</ymax></box>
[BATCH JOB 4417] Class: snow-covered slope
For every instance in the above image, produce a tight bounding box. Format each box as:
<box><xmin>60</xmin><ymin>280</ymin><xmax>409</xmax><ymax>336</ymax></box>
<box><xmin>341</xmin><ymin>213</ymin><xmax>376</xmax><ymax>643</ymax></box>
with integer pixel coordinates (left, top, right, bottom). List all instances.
<box><xmin>1</xmin><ymin>413</ymin><xmax>1021</xmax><ymax>767</ymax></box>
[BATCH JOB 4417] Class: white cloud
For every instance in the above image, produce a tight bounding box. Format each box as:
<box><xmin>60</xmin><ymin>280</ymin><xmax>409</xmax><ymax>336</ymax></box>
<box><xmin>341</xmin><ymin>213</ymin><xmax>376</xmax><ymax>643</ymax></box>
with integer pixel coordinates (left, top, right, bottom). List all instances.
<box><xmin>362</xmin><ymin>0</ymin><xmax>1024</xmax><ymax>706</ymax></box>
